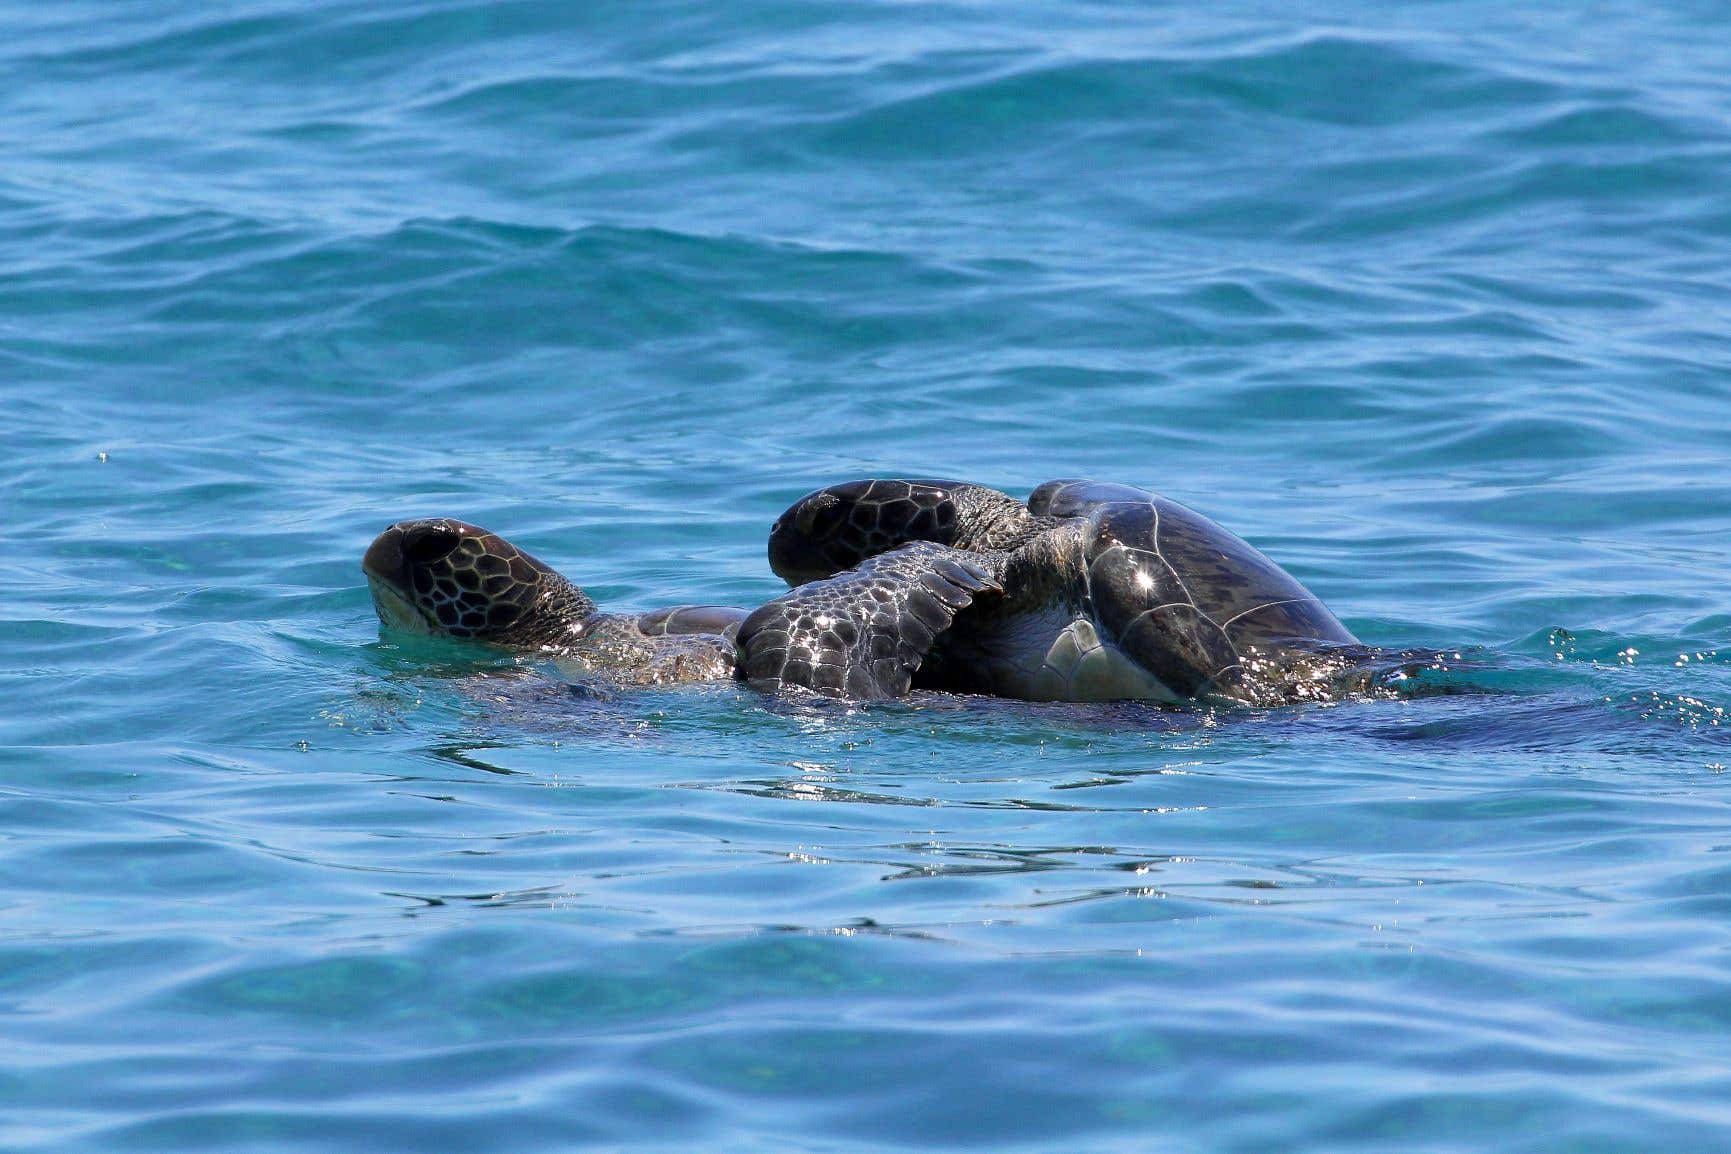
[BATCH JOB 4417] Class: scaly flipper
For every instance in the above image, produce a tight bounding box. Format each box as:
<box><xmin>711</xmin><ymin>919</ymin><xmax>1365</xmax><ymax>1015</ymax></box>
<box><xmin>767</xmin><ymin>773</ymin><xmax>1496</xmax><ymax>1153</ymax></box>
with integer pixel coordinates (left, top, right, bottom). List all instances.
<box><xmin>736</xmin><ymin>542</ymin><xmax>1002</xmax><ymax>700</ymax></box>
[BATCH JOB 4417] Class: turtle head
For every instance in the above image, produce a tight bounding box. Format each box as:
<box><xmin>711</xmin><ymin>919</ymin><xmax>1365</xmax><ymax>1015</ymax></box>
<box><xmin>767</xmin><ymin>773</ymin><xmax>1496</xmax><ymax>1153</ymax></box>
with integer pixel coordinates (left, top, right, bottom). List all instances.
<box><xmin>767</xmin><ymin>478</ymin><xmax>1040</xmax><ymax>586</ymax></box>
<box><xmin>767</xmin><ymin>488</ymin><xmax>857</xmax><ymax>585</ymax></box>
<box><xmin>362</xmin><ymin>518</ymin><xmax>596</xmax><ymax>648</ymax></box>
<box><xmin>768</xmin><ymin>479</ymin><xmax>966</xmax><ymax>585</ymax></box>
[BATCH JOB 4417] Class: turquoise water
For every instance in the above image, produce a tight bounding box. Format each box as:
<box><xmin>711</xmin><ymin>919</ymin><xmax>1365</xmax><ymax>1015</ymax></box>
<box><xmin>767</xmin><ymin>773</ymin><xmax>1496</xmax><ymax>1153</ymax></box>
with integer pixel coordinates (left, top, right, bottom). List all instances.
<box><xmin>5</xmin><ymin>1</ymin><xmax>1731</xmax><ymax>1149</ymax></box>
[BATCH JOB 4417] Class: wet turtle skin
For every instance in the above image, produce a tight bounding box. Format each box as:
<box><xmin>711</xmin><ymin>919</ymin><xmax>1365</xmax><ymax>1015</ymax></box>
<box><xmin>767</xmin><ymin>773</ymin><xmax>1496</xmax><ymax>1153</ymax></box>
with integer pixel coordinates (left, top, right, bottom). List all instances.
<box><xmin>362</xmin><ymin>515</ymin><xmax>991</xmax><ymax>699</ymax></box>
<box><xmin>769</xmin><ymin>478</ymin><xmax>1373</xmax><ymax>704</ymax></box>
<box><xmin>363</xmin><ymin>519</ymin><xmax>739</xmax><ymax>687</ymax></box>
<box><xmin>364</xmin><ymin>479</ymin><xmax>1409</xmax><ymax>705</ymax></box>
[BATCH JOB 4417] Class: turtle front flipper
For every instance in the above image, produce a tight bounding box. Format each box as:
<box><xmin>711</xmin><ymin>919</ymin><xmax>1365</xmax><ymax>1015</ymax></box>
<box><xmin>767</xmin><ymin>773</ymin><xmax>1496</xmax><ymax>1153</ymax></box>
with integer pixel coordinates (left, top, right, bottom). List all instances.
<box><xmin>768</xmin><ymin>478</ymin><xmax>1036</xmax><ymax>585</ymax></box>
<box><xmin>736</xmin><ymin>541</ymin><xmax>1002</xmax><ymax>700</ymax></box>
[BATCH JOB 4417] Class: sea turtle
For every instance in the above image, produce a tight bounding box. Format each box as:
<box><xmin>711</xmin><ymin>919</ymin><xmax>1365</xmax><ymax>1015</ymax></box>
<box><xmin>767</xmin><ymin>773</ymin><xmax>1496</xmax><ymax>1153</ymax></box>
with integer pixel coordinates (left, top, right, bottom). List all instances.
<box><xmin>760</xmin><ymin>478</ymin><xmax>1423</xmax><ymax>704</ymax></box>
<box><xmin>363</xmin><ymin>479</ymin><xmax>1420</xmax><ymax>705</ymax></box>
<box><xmin>361</xmin><ymin>516</ymin><xmax>999</xmax><ymax>694</ymax></box>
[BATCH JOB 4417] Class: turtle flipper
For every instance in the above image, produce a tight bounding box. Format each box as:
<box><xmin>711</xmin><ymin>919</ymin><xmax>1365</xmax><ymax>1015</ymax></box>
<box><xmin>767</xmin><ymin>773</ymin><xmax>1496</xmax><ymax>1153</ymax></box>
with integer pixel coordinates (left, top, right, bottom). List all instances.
<box><xmin>736</xmin><ymin>541</ymin><xmax>1002</xmax><ymax>700</ymax></box>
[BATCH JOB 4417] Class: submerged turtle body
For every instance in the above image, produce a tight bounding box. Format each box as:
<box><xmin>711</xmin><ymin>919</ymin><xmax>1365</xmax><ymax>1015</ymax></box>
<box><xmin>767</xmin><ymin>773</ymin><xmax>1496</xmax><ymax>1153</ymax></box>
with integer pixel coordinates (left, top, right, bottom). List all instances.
<box><xmin>767</xmin><ymin>478</ymin><xmax>1373</xmax><ymax>704</ymax></box>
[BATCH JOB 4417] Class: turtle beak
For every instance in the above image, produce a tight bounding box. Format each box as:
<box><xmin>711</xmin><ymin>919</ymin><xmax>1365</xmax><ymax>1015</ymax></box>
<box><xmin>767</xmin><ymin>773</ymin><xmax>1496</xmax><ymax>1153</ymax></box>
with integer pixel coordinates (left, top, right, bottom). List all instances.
<box><xmin>768</xmin><ymin>505</ymin><xmax>843</xmax><ymax>586</ymax></box>
<box><xmin>362</xmin><ymin>523</ymin><xmax>410</xmax><ymax>591</ymax></box>
<box><xmin>362</xmin><ymin>523</ymin><xmax>438</xmax><ymax>633</ymax></box>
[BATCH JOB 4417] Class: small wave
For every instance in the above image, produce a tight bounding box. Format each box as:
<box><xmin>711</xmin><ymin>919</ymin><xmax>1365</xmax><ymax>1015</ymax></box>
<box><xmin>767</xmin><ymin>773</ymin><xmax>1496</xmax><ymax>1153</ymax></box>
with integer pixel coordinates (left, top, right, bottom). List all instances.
<box><xmin>814</xmin><ymin>34</ymin><xmax>1562</xmax><ymax>161</ymax></box>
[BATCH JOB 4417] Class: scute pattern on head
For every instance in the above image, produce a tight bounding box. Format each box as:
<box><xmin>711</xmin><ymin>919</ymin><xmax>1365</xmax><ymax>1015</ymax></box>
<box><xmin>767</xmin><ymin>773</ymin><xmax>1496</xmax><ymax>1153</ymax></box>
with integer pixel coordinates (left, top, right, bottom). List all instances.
<box><xmin>768</xmin><ymin>478</ymin><xmax>1043</xmax><ymax>585</ymax></box>
<box><xmin>363</xmin><ymin>518</ymin><xmax>596</xmax><ymax>646</ymax></box>
<box><xmin>769</xmin><ymin>479</ymin><xmax>965</xmax><ymax>584</ymax></box>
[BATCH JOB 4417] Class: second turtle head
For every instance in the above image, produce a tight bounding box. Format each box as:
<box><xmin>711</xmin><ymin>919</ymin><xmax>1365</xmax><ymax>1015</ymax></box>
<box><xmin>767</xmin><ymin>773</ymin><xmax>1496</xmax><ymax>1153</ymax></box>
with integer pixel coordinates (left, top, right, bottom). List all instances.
<box><xmin>768</xmin><ymin>479</ymin><xmax>967</xmax><ymax>585</ymax></box>
<box><xmin>362</xmin><ymin>518</ymin><xmax>595</xmax><ymax>647</ymax></box>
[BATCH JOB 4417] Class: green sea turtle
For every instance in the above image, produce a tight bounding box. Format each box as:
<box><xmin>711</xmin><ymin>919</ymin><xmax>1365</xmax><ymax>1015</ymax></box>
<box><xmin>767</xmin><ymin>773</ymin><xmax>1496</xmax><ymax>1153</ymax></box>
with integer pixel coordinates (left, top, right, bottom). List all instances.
<box><xmin>760</xmin><ymin>478</ymin><xmax>1422</xmax><ymax>704</ymax></box>
<box><xmin>361</xmin><ymin>516</ymin><xmax>998</xmax><ymax>694</ymax></box>
<box><xmin>364</xmin><ymin>478</ymin><xmax>1423</xmax><ymax>705</ymax></box>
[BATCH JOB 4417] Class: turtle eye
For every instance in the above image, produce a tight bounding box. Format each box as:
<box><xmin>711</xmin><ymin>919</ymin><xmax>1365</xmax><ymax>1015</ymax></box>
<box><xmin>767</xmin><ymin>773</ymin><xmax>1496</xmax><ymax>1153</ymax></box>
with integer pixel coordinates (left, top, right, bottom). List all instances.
<box><xmin>402</xmin><ymin>525</ymin><xmax>461</xmax><ymax>565</ymax></box>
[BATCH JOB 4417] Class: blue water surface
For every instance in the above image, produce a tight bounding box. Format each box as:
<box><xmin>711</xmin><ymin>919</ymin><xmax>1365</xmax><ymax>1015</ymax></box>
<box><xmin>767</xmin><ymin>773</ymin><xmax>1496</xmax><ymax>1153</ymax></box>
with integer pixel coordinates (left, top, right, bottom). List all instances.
<box><xmin>4</xmin><ymin>1</ymin><xmax>1731</xmax><ymax>1150</ymax></box>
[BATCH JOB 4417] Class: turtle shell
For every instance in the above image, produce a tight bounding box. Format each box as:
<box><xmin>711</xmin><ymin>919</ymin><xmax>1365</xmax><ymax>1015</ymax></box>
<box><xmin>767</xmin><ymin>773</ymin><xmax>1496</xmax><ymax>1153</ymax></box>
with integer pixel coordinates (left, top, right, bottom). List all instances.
<box><xmin>1075</xmin><ymin>490</ymin><xmax>1357</xmax><ymax>695</ymax></box>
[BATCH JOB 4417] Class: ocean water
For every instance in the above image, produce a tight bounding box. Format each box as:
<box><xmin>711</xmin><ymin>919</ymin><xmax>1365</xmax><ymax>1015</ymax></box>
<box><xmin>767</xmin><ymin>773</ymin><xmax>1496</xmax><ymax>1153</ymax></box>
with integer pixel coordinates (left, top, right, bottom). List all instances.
<box><xmin>4</xmin><ymin>1</ymin><xmax>1731</xmax><ymax>1149</ymax></box>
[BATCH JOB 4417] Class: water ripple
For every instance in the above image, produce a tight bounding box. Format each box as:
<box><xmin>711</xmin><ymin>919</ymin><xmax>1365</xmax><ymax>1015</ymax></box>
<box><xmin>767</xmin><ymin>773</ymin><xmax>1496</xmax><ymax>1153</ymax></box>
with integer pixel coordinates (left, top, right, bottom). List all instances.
<box><xmin>5</xmin><ymin>1</ymin><xmax>1731</xmax><ymax>1151</ymax></box>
